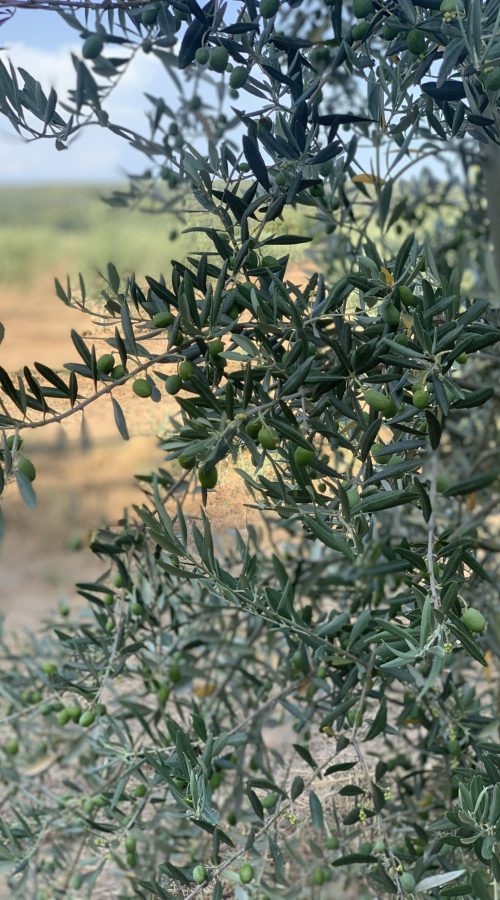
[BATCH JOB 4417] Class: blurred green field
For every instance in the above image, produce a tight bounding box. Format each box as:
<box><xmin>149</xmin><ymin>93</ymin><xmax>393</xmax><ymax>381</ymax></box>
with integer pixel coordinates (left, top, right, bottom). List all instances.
<box><xmin>0</xmin><ymin>183</ymin><xmax>312</xmax><ymax>291</ymax></box>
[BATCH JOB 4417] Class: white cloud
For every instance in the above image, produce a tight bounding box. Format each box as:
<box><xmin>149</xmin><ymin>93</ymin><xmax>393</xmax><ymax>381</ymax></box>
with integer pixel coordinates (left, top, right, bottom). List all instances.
<box><xmin>0</xmin><ymin>41</ymin><xmax>167</xmax><ymax>182</ymax></box>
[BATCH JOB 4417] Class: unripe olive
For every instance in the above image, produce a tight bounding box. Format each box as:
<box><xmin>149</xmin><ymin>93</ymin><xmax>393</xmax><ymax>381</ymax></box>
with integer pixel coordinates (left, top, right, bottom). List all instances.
<box><xmin>245</xmin><ymin>420</ymin><xmax>261</xmax><ymax>439</ymax></box>
<box><xmin>199</xmin><ymin>467</ymin><xmax>218</xmax><ymax>489</ymax></box>
<box><xmin>192</xmin><ymin>864</ymin><xmax>207</xmax><ymax>884</ymax></box>
<box><xmin>239</xmin><ymin>863</ymin><xmax>254</xmax><ymax>884</ymax></box>
<box><xmin>230</xmin><ymin>66</ymin><xmax>249</xmax><ymax>89</ymax></box>
<box><xmin>41</xmin><ymin>661</ymin><xmax>58</xmax><ymax>676</ymax></box>
<box><xmin>79</xmin><ymin>710</ymin><xmax>96</xmax><ymax>728</ymax></box>
<box><xmin>325</xmin><ymin>835</ymin><xmax>339</xmax><ymax>849</ymax></box>
<box><xmin>166</xmin><ymin>374</ymin><xmax>183</xmax><ymax>395</ymax></box>
<box><xmin>485</xmin><ymin>67</ymin><xmax>500</xmax><ymax>91</ymax></box>
<box><xmin>400</xmin><ymin>872</ymin><xmax>416</xmax><ymax>893</ymax></box>
<box><xmin>133</xmin><ymin>378</ymin><xmax>152</xmax><ymax>398</ymax></box>
<box><xmin>258</xmin><ymin>426</ymin><xmax>280</xmax><ymax>450</ymax></box>
<box><xmin>178</xmin><ymin>453</ymin><xmax>197</xmax><ymax>470</ymax></box>
<box><xmin>353</xmin><ymin>0</ymin><xmax>373</xmax><ymax>16</ymax></box>
<box><xmin>209</xmin><ymin>46</ymin><xmax>229</xmax><ymax>73</ymax></box>
<box><xmin>209</xmin><ymin>339</ymin><xmax>225</xmax><ymax>356</ymax></box>
<box><xmin>125</xmin><ymin>834</ymin><xmax>137</xmax><ymax>852</ymax></box>
<box><xmin>261</xmin><ymin>792</ymin><xmax>279</xmax><ymax>808</ymax></box>
<box><xmin>111</xmin><ymin>365</ymin><xmax>126</xmax><ymax>380</ymax></box>
<box><xmin>364</xmin><ymin>389</ymin><xmax>397</xmax><ymax>418</ymax></box>
<box><xmin>17</xmin><ymin>457</ymin><xmax>36</xmax><ymax>481</ymax></box>
<box><xmin>412</xmin><ymin>388</ymin><xmax>430</xmax><ymax>409</ymax></box>
<box><xmin>96</xmin><ymin>353</ymin><xmax>115</xmax><ymax>374</ymax></box>
<box><xmin>398</xmin><ymin>285</ymin><xmax>418</xmax><ymax>307</ymax></box>
<box><xmin>381</xmin><ymin>302</ymin><xmax>400</xmax><ymax>326</ymax></box>
<box><xmin>407</xmin><ymin>28</ymin><xmax>426</xmax><ymax>55</ymax></box>
<box><xmin>57</xmin><ymin>708</ymin><xmax>71</xmax><ymax>726</ymax></box>
<box><xmin>260</xmin><ymin>0</ymin><xmax>279</xmax><ymax>17</ymax></box>
<box><xmin>179</xmin><ymin>360</ymin><xmax>194</xmax><ymax>380</ymax></box>
<box><xmin>352</xmin><ymin>20</ymin><xmax>370</xmax><ymax>40</ymax></box>
<box><xmin>67</xmin><ymin>703</ymin><xmax>82</xmax><ymax>722</ymax></box>
<box><xmin>461</xmin><ymin>607</ymin><xmax>486</xmax><ymax>634</ymax></box>
<box><xmin>133</xmin><ymin>784</ymin><xmax>147</xmax><ymax>798</ymax></box>
<box><xmin>152</xmin><ymin>310</ymin><xmax>173</xmax><ymax>328</ymax></box>
<box><xmin>312</xmin><ymin>866</ymin><xmax>325</xmax><ymax>885</ymax></box>
<box><xmin>5</xmin><ymin>737</ymin><xmax>18</xmax><ymax>756</ymax></box>
<box><xmin>82</xmin><ymin>34</ymin><xmax>104</xmax><ymax>60</ymax></box>
<box><xmin>195</xmin><ymin>47</ymin><xmax>210</xmax><ymax>65</ymax></box>
<box><xmin>294</xmin><ymin>445</ymin><xmax>315</xmax><ymax>466</ymax></box>
<box><xmin>157</xmin><ymin>683</ymin><xmax>170</xmax><ymax>705</ymax></box>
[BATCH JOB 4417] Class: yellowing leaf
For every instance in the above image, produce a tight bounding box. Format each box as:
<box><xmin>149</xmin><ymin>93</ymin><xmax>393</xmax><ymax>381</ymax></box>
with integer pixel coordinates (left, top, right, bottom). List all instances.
<box><xmin>352</xmin><ymin>174</ymin><xmax>385</xmax><ymax>186</ymax></box>
<box><xmin>194</xmin><ymin>682</ymin><xmax>216</xmax><ymax>698</ymax></box>
<box><xmin>380</xmin><ymin>267</ymin><xmax>394</xmax><ymax>286</ymax></box>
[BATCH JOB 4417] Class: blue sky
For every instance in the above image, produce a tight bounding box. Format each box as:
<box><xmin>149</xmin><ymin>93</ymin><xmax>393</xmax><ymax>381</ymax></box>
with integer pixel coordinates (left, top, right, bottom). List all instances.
<box><xmin>0</xmin><ymin>8</ymin><xmax>168</xmax><ymax>182</ymax></box>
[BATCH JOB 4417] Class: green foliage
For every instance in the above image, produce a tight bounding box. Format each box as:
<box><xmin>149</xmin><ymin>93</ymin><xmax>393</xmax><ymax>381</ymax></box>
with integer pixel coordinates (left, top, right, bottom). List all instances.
<box><xmin>0</xmin><ymin>0</ymin><xmax>499</xmax><ymax>897</ymax></box>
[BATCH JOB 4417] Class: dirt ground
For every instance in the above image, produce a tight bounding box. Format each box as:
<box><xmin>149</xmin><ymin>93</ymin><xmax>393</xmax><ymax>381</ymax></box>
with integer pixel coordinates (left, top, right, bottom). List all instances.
<box><xmin>0</xmin><ymin>274</ymin><xmax>264</xmax><ymax>633</ymax></box>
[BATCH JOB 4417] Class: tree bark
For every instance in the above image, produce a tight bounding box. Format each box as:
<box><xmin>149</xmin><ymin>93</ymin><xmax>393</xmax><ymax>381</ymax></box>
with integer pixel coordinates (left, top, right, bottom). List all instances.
<box><xmin>481</xmin><ymin>141</ymin><xmax>500</xmax><ymax>297</ymax></box>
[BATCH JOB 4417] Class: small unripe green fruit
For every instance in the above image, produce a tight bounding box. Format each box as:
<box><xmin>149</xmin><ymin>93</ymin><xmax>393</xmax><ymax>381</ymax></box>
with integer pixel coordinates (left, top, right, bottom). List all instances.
<box><xmin>462</xmin><ymin>608</ymin><xmax>486</xmax><ymax>634</ymax></box>
<box><xmin>312</xmin><ymin>866</ymin><xmax>325</xmax><ymax>885</ymax></box>
<box><xmin>199</xmin><ymin>467</ymin><xmax>218</xmax><ymax>489</ymax></box>
<box><xmin>261</xmin><ymin>792</ymin><xmax>279</xmax><ymax>809</ymax></box>
<box><xmin>57</xmin><ymin>708</ymin><xmax>71</xmax><ymax>726</ymax></box>
<box><xmin>359</xmin><ymin>841</ymin><xmax>372</xmax><ymax>854</ymax></box>
<box><xmin>364</xmin><ymin>389</ymin><xmax>397</xmax><ymax>418</ymax></box>
<box><xmin>209</xmin><ymin>339</ymin><xmax>225</xmax><ymax>356</ymax></box>
<box><xmin>209</xmin><ymin>46</ymin><xmax>229</xmax><ymax>73</ymax></box>
<box><xmin>17</xmin><ymin>457</ymin><xmax>36</xmax><ymax>481</ymax></box>
<box><xmin>157</xmin><ymin>683</ymin><xmax>170</xmax><ymax>705</ymax></box>
<box><xmin>484</xmin><ymin>67</ymin><xmax>500</xmax><ymax>91</ymax></box>
<box><xmin>79</xmin><ymin>710</ymin><xmax>96</xmax><ymax>728</ymax></box>
<box><xmin>126</xmin><ymin>853</ymin><xmax>137</xmax><ymax>867</ymax></box>
<box><xmin>166</xmin><ymin>374</ymin><xmax>183</xmax><ymax>395</ymax></box>
<box><xmin>67</xmin><ymin>703</ymin><xmax>82</xmax><ymax>722</ymax></box>
<box><xmin>103</xmin><ymin>593</ymin><xmax>114</xmax><ymax>607</ymax></box>
<box><xmin>353</xmin><ymin>0</ymin><xmax>373</xmax><ymax>16</ymax></box>
<box><xmin>294</xmin><ymin>446</ymin><xmax>315</xmax><ymax>466</ymax></box>
<box><xmin>258</xmin><ymin>426</ymin><xmax>280</xmax><ymax>450</ymax></box>
<box><xmin>96</xmin><ymin>353</ymin><xmax>115</xmax><ymax>374</ymax></box>
<box><xmin>373</xmin><ymin>839</ymin><xmax>385</xmax><ymax>853</ymax></box>
<box><xmin>41</xmin><ymin>661</ymin><xmax>57</xmax><ymax>676</ymax></box>
<box><xmin>82</xmin><ymin>34</ymin><xmax>104</xmax><ymax>59</ymax></box>
<box><xmin>230</xmin><ymin>66</ymin><xmax>249</xmax><ymax>89</ymax></box>
<box><xmin>133</xmin><ymin>784</ymin><xmax>147</xmax><ymax>798</ymax></box>
<box><xmin>352</xmin><ymin>20</ymin><xmax>371</xmax><ymax>40</ymax></box>
<box><xmin>133</xmin><ymin>378</ymin><xmax>152</xmax><ymax>398</ymax></box>
<box><xmin>261</xmin><ymin>0</ymin><xmax>279</xmax><ymax>17</ymax></box>
<box><xmin>125</xmin><ymin>834</ymin><xmax>136</xmax><ymax>852</ymax></box>
<box><xmin>381</xmin><ymin>302</ymin><xmax>400</xmax><ymax>326</ymax></box>
<box><xmin>261</xmin><ymin>254</ymin><xmax>280</xmax><ymax>268</ymax></box>
<box><xmin>325</xmin><ymin>835</ymin><xmax>339</xmax><ymax>849</ymax></box>
<box><xmin>383</xmin><ymin>23</ymin><xmax>399</xmax><ymax>40</ymax></box>
<box><xmin>456</xmin><ymin>351</ymin><xmax>468</xmax><ymax>363</ymax></box>
<box><xmin>5</xmin><ymin>737</ymin><xmax>18</xmax><ymax>756</ymax></box>
<box><xmin>412</xmin><ymin>388</ymin><xmax>430</xmax><ymax>409</ymax></box>
<box><xmin>192</xmin><ymin>864</ymin><xmax>207</xmax><ymax>884</ymax></box>
<box><xmin>399</xmin><ymin>285</ymin><xmax>418</xmax><ymax>308</ymax></box>
<box><xmin>239</xmin><ymin>863</ymin><xmax>254</xmax><ymax>884</ymax></box>
<box><xmin>407</xmin><ymin>28</ymin><xmax>426</xmax><ymax>55</ymax></box>
<box><xmin>245</xmin><ymin>420</ymin><xmax>261</xmax><ymax>439</ymax></box>
<box><xmin>276</xmin><ymin>170</ymin><xmax>288</xmax><ymax>186</ymax></box>
<box><xmin>152</xmin><ymin>310</ymin><xmax>173</xmax><ymax>328</ymax></box>
<box><xmin>114</xmin><ymin>573</ymin><xmax>124</xmax><ymax>588</ymax></box>
<box><xmin>178</xmin><ymin>360</ymin><xmax>194</xmax><ymax>380</ymax></box>
<box><xmin>195</xmin><ymin>46</ymin><xmax>210</xmax><ymax>65</ymax></box>
<box><xmin>131</xmin><ymin>602</ymin><xmax>142</xmax><ymax>615</ymax></box>
<box><xmin>111</xmin><ymin>365</ymin><xmax>126</xmax><ymax>380</ymax></box>
<box><xmin>141</xmin><ymin>6</ymin><xmax>157</xmax><ymax>25</ymax></box>
<box><xmin>400</xmin><ymin>872</ymin><xmax>416</xmax><ymax>893</ymax></box>
<box><xmin>246</xmin><ymin>250</ymin><xmax>259</xmax><ymax>268</ymax></box>
<box><xmin>178</xmin><ymin>453</ymin><xmax>196</xmax><ymax>470</ymax></box>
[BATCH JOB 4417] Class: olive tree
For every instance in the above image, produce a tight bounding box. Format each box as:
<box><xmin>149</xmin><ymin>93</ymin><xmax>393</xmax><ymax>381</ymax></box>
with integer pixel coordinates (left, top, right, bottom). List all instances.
<box><xmin>0</xmin><ymin>0</ymin><xmax>499</xmax><ymax>897</ymax></box>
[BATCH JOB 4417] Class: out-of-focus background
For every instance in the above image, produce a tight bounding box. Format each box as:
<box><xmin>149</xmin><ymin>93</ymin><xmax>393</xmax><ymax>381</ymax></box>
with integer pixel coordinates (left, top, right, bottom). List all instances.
<box><xmin>0</xmin><ymin>9</ymin><xmax>271</xmax><ymax>630</ymax></box>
